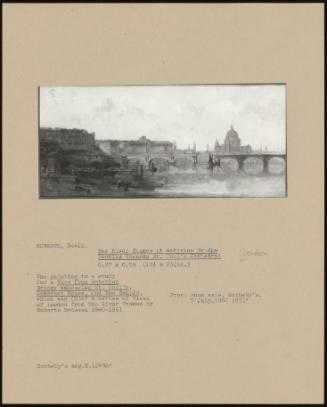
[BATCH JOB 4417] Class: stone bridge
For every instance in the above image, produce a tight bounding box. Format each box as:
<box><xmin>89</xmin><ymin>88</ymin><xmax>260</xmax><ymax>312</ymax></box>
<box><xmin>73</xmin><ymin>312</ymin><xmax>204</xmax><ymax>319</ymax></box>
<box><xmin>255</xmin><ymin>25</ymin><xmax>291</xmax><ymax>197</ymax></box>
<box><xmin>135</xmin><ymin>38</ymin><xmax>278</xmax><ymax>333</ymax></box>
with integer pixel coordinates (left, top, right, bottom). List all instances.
<box><xmin>211</xmin><ymin>153</ymin><xmax>287</xmax><ymax>174</ymax></box>
<box><xmin>145</xmin><ymin>152</ymin><xmax>287</xmax><ymax>175</ymax></box>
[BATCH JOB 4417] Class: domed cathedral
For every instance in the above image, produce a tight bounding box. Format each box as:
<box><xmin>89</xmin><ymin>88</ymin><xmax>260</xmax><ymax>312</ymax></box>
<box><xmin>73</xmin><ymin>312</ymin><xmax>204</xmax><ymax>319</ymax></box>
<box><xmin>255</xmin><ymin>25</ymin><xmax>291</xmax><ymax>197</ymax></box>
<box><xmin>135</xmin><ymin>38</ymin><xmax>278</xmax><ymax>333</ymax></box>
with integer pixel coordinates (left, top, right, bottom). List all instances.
<box><xmin>224</xmin><ymin>125</ymin><xmax>241</xmax><ymax>152</ymax></box>
<box><xmin>214</xmin><ymin>125</ymin><xmax>252</xmax><ymax>154</ymax></box>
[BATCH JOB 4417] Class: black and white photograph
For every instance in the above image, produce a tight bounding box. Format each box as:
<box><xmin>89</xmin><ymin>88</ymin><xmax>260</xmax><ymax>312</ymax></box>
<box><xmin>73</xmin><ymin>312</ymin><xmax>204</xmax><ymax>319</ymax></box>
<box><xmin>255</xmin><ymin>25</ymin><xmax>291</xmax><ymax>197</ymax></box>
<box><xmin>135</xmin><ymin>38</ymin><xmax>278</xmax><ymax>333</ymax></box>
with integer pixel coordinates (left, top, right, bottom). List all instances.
<box><xmin>39</xmin><ymin>85</ymin><xmax>286</xmax><ymax>198</ymax></box>
<box><xmin>4</xmin><ymin>3</ymin><xmax>324</xmax><ymax>405</ymax></box>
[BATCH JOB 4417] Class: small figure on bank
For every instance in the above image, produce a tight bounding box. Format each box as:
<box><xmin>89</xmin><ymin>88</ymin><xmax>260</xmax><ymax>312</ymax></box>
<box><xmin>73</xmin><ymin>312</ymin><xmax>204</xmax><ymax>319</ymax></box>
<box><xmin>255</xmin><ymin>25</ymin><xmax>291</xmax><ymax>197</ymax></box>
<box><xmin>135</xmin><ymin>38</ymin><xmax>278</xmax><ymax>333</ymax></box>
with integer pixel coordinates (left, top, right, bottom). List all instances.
<box><xmin>208</xmin><ymin>153</ymin><xmax>214</xmax><ymax>174</ymax></box>
<box><xmin>192</xmin><ymin>154</ymin><xmax>198</xmax><ymax>170</ymax></box>
<box><xmin>149</xmin><ymin>161</ymin><xmax>157</xmax><ymax>173</ymax></box>
<box><xmin>214</xmin><ymin>156</ymin><xmax>221</xmax><ymax>171</ymax></box>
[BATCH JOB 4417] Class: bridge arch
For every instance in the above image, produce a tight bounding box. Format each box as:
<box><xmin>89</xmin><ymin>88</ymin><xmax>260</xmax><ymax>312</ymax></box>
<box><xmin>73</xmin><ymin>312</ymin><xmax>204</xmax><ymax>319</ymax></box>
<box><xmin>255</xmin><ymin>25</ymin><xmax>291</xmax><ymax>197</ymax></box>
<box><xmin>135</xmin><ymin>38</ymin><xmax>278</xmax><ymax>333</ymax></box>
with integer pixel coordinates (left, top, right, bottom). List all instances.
<box><xmin>219</xmin><ymin>157</ymin><xmax>239</xmax><ymax>173</ymax></box>
<box><xmin>216</xmin><ymin>154</ymin><xmax>286</xmax><ymax>175</ymax></box>
<box><xmin>148</xmin><ymin>157</ymin><xmax>170</xmax><ymax>172</ymax></box>
<box><xmin>242</xmin><ymin>156</ymin><xmax>264</xmax><ymax>175</ymax></box>
<box><xmin>266</xmin><ymin>156</ymin><xmax>286</xmax><ymax>174</ymax></box>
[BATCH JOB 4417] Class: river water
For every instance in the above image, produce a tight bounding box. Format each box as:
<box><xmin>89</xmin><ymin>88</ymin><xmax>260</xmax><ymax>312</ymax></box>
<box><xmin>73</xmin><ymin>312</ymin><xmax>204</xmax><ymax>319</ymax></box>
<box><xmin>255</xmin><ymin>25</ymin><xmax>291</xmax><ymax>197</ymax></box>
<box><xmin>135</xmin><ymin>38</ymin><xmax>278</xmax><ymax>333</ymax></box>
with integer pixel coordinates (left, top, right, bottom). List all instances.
<box><xmin>155</xmin><ymin>175</ymin><xmax>286</xmax><ymax>197</ymax></box>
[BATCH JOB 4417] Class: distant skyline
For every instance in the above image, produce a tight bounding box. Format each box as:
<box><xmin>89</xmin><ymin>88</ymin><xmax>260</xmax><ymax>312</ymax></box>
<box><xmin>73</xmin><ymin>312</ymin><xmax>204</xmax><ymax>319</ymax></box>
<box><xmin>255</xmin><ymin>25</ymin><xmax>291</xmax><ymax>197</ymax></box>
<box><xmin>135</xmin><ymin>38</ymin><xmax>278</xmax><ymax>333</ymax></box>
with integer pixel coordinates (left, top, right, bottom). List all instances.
<box><xmin>40</xmin><ymin>85</ymin><xmax>286</xmax><ymax>152</ymax></box>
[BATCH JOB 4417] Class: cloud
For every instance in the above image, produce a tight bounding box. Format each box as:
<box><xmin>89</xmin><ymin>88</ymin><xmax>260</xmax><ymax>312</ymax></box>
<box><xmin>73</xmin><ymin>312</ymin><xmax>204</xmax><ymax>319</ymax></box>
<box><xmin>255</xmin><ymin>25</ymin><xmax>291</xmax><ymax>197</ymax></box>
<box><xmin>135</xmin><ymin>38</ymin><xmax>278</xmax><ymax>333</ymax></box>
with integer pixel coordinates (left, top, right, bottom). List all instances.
<box><xmin>241</xmin><ymin>98</ymin><xmax>284</xmax><ymax>123</ymax></box>
<box><xmin>94</xmin><ymin>97</ymin><xmax>116</xmax><ymax>115</ymax></box>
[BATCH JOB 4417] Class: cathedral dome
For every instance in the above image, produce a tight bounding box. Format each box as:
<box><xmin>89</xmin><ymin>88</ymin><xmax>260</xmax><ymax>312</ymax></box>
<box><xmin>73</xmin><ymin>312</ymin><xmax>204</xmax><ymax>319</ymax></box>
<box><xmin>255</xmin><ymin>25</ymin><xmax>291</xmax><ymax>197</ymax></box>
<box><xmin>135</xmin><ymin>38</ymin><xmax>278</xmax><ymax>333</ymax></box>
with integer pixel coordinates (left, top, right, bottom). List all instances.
<box><xmin>224</xmin><ymin>125</ymin><xmax>241</xmax><ymax>151</ymax></box>
<box><xmin>225</xmin><ymin>124</ymin><xmax>239</xmax><ymax>140</ymax></box>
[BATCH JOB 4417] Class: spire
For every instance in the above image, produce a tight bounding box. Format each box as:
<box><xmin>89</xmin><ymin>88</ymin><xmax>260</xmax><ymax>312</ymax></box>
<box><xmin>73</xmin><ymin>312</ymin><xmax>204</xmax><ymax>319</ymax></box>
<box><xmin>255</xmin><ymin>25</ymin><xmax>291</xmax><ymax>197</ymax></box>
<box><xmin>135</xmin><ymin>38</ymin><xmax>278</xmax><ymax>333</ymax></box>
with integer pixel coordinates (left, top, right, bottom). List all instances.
<box><xmin>231</xmin><ymin>124</ymin><xmax>234</xmax><ymax>130</ymax></box>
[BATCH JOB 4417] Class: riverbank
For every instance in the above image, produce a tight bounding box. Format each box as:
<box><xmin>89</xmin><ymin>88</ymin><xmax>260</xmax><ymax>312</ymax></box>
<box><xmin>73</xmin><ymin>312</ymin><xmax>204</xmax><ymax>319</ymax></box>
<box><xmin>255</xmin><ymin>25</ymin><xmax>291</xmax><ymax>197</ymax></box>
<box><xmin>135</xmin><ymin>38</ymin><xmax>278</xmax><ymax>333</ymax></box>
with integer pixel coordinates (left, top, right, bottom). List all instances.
<box><xmin>40</xmin><ymin>170</ymin><xmax>286</xmax><ymax>198</ymax></box>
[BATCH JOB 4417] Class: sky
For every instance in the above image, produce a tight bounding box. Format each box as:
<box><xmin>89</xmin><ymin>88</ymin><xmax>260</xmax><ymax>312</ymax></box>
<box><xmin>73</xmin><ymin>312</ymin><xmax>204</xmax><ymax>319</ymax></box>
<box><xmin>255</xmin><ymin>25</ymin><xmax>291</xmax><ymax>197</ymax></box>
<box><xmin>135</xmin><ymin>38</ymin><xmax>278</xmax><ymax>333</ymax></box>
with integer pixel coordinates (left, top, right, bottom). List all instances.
<box><xmin>40</xmin><ymin>85</ymin><xmax>286</xmax><ymax>152</ymax></box>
